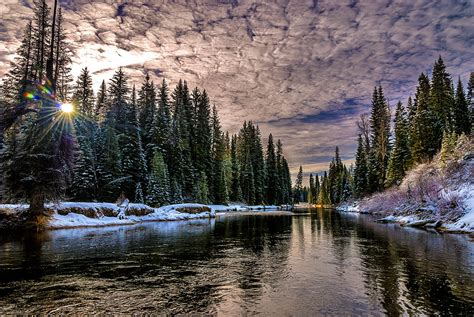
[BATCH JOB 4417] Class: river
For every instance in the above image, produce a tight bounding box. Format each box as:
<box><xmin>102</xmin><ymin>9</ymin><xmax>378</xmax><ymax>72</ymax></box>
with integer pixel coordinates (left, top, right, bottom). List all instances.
<box><xmin>0</xmin><ymin>208</ymin><xmax>473</xmax><ymax>315</ymax></box>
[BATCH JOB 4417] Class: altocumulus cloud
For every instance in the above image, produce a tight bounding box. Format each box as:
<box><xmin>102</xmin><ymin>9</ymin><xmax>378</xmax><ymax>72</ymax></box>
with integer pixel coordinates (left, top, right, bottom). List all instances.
<box><xmin>1</xmin><ymin>0</ymin><xmax>473</xmax><ymax>179</ymax></box>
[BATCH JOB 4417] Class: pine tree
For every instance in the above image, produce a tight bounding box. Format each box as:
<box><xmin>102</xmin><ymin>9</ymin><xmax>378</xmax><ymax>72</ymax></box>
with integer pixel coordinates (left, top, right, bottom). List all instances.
<box><xmin>430</xmin><ymin>56</ymin><xmax>454</xmax><ymax>139</ymax></box>
<box><xmin>453</xmin><ymin>77</ymin><xmax>470</xmax><ymax>135</ymax></box>
<box><xmin>309</xmin><ymin>173</ymin><xmax>316</xmax><ymax>204</ymax></box>
<box><xmin>120</xmin><ymin>86</ymin><xmax>147</xmax><ymax>200</ymax></box>
<box><xmin>72</xmin><ymin>67</ymin><xmax>95</xmax><ymax>116</ymax></box>
<box><xmin>135</xmin><ymin>182</ymin><xmax>144</xmax><ymax>204</ymax></box>
<box><xmin>31</xmin><ymin>0</ymin><xmax>51</xmax><ymax>82</ymax></box>
<box><xmin>318</xmin><ymin>171</ymin><xmax>330</xmax><ymax>205</ymax></box>
<box><xmin>154</xmin><ymin>79</ymin><xmax>172</xmax><ymax>154</ymax></box>
<box><xmin>440</xmin><ymin>131</ymin><xmax>458</xmax><ymax>167</ymax></box>
<box><xmin>386</xmin><ymin>101</ymin><xmax>410</xmax><ymax>187</ymax></box>
<box><xmin>353</xmin><ymin>134</ymin><xmax>368</xmax><ymax>197</ymax></box>
<box><xmin>138</xmin><ymin>73</ymin><xmax>156</xmax><ymax>166</ymax></box>
<box><xmin>367</xmin><ymin>86</ymin><xmax>391</xmax><ymax>193</ymax></box>
<box><xmin>193</xmin><ymin>171</ymin><xmax>210</xmax><ymax>204</ymax></box>
<box><xmin>229</xmin><ymin>135</ymin><xmax>243</xmax><ymax>202</ymax></box>
<box><xmin>294</xmin><ymin>166</ymin><xmax>303</xmax><ymax>203</ymax></box>
<box><xmin>240</xmin><ymin>150</ymin><xmax>255</xmax><ymax>204</ymax></box>
<box><xmin>281</xmin><ymin>157</ymin><xmax>292</xmax><ymax>204</ymax></box>
<box><xmin>53</xmin><ymin>8</ymin><xmax>73</xmax><ymax>102</ymax></box>
<box><xmin>410</xmin><ymin>73</ymin><xmax>438</xmax><ymax>163</ymax></box>
<box><xmin>210</xmin><ymin>106</ymin><xmax>228</xmax><ymax>204</ymax></box>
<box><xmin>265</xmin><ymin>134</ymin><xmax>278</xmax><ymax>205</ymax></box>
<box><xmin>467</xmin><ymin>72</ymin><xmax>474</xmax><ymax>133</ymax></box>
<box><xmin>95</xmin><ymin>123</ymin><xmax>122</xmax><ymax>201</ymax></box>
<box><xmin>95</xmin><ymin>80</ymin><xmax>108</xmax><ymax>120</ymax></box>
<box><xmin>146</xmin><ymin>151</ymin><xmax>171</xmax><ymax>207</ymax></box>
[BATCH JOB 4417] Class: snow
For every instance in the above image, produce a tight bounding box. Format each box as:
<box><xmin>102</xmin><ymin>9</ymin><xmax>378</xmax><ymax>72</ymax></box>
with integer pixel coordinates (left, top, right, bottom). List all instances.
<box><xmin>336</xmin><ymin>203</ymin><xmax>360</xmax><ymax>213</ymax></box>
<box><xmin>0</xmin><ymin>202</ymin><xmax>289</xmax><ymax>230</ymax></box>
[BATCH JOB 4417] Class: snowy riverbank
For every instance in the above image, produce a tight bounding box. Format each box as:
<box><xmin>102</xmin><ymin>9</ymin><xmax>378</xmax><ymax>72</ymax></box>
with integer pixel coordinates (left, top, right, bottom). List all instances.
<box><xmin>0</xmin><ymin>202</ymin><xmax>290</xmax><ymax>230</ymax></box>
<box><xmin>337</xmin><ymin>136</ymin><xmax>474</xmax><ymax>234</ymax></box>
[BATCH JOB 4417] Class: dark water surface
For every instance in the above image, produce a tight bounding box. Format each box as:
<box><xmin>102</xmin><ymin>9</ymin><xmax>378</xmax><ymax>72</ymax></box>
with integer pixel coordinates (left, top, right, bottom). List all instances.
<box><xmin>0</xmin><ymin>208</ymin><xmax>473</xmax><ymax>315</ymax></box>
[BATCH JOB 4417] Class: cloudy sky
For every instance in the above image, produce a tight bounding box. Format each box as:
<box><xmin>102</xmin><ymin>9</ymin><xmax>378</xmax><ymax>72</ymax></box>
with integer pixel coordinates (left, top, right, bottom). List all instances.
<box><xmin>1</xmin><ymin>0</ymin><xmax>473</xmax><ymax>178</ymax></box>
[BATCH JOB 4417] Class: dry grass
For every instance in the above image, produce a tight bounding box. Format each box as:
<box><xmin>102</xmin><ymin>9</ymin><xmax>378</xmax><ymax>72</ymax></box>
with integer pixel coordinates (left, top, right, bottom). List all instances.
<box><xmin>175</xmin><ymin>206</ymin><xmax>211</xmax><ymax>214</ymax></box>
<box><xmin>125</xmin><ymin>206</ymin><xmax>154</xmax><ymax>216</ymax></box>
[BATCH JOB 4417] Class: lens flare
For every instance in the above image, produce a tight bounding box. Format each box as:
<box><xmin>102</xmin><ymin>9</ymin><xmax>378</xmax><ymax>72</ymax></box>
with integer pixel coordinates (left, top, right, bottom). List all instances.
<box><xmin>60</xmin><ymin>103</ymin><xmax>74</xmax><ymax>113</ymax></box>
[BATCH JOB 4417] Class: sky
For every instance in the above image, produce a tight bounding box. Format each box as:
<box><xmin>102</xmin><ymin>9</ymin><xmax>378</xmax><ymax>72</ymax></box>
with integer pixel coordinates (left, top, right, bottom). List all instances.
<box><xmin>0</xmin><ymin>0</ymin><xmax>473</xmax><ymax>180</ymax></box>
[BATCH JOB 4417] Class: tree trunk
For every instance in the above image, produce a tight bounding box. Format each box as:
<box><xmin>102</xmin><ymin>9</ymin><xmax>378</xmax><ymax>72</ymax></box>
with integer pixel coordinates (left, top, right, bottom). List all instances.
<box><xmin>28</xmin><ymin>192</ymin><xmax>46</xmax><ymax>227</ymax></box>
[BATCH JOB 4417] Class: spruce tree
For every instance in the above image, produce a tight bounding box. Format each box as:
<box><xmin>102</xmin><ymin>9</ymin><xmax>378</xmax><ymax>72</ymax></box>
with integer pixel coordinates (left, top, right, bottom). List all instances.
<box><xmin>265</xmin><ymin>134</ymin><xmax>278</xmax><ymax>205</ymax></box>
<box><xmin>154</xmin><ymin>79</ymin><xmax>172</xmax><ymax>154</ymax></box>
<box><xmin>386</xmin><ymin>101</ymin><xmax>410</xmax><ymax>187</ymax></box>
<box><xmin>281</xmin><ymin>157</ymin><xmax>292</xmax><ymax>204</ymax></box>
<box><xmin>453</xmin><ymin>77</ymin><xmax>470</xmax><ymax>135</ymax></box>
<box><xmin>367</xmin><ymin>86</ymin><xmax>391</xmax><ymax>193</ymax></box>
<box><xmin>120</xmin><ymin>86</ymin><xmax>147</xmax><ymax>200</ymax></box>
<box><xmin>467</xmin><ymin>72</ymin><xmax>474</xmax><ymax>132</ymax></box>
<box><xmin>229</xmin><ymin>135</ymin><xmax>243</xmax><ymax>202</ymax></box>
<box><xmin>138</xmin><ymin>73</ymin><xmax>156</xmax><ymax>166</ymax></box>
<box><xmin>146</xmin><ymin>151</ymin><xmax>171</xmax><ymax>207</ymax></box>
<box><xmin>95</xmin><ymin>80</ymin><xmax>108</xmax><ymax>120</ymax></box>
<box><xmin>210</xmin><ymin>106</ymin><xmax>228</xmax><ymax>204</ymax></box>
<box><xmin>410</xmin><ymin>73</ymin><xmax>438</xmax><ymax>163</ymax></box>
<box><xmin>294</xmin><ymin>166</ymin><xmax>303</xmax><ymax>203</ymax></box>
<box><xmin>72</xmin><ymin>67</ymin><xmax>95</xmax><ymax>117</ymax></box>
<box><xmin>353</xmin><ymin>134</ymin><xmax>368</xmax><ymax>197</ymax></box>
<box><xmin>430</xmin><ymin>56</ymin><xmax>453</xmax><ymax>139</ymax></box>
<box><xmin>318</xmin><ymin>171</ymin><xmax>330</xmax><ymax>205</ymax></box>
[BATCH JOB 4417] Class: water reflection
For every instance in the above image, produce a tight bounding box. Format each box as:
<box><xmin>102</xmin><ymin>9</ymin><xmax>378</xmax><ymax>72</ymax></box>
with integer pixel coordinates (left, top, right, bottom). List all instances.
<box><xmin>0</xmin><ymin>210</ymin><xmax>472</xmax><ymax>315</ymax></box>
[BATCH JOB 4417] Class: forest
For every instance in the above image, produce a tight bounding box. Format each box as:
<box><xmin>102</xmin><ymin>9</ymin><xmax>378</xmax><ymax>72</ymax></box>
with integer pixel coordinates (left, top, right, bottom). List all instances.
<box><xmin>295</xmin><ymin>57</ymin><xmax>473</xmax><ymax>206</ymax></box>
<box><xmin>0</xmin><ymin>0</ymin><xmax>293</xmax><ymax>219</ymax></box>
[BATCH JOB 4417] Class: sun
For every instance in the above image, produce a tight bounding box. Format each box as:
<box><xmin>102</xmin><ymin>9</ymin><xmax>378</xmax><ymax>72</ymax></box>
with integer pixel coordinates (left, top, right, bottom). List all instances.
<box><xmin>60</xmin><ymin>103</ymin><xmax>74</xmax><ymax>113</ymax></box>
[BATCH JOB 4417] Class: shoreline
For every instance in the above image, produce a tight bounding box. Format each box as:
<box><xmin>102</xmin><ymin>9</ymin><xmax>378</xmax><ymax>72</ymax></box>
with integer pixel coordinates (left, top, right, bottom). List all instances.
<box><xmin>0</xmin><ymin>202</ymin><xmax>292</xmax><ymax>231</ymax></box>
<box><xmin>336</xmin><ymin>202</ymin><xmax>474</xmax><ymax>234</ymax></box>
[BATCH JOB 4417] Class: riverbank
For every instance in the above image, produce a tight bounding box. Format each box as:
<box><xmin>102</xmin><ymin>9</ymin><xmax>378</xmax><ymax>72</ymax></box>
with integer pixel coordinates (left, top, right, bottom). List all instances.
<box><xmin>337</xmin><ymin>136</ymin><xmax>474</xmax><ymax>234</ymax></box>
<box><xmin>0</xmin><ymin>202</ymin><xmax>289</xmax><ymax>230</ymax></box>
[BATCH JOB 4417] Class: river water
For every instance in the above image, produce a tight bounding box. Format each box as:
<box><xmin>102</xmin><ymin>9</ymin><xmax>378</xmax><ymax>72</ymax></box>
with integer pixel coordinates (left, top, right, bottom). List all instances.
<box><xmin>0</xmin><ymin>208</ymin><xmax>473</xmax><ymax>315</ymax></box>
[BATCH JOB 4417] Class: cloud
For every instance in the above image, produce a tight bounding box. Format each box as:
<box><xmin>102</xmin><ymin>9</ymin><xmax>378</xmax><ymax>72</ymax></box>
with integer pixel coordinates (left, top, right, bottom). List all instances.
<box><xmin>0</xmin><ymin>0</ymin><xmax>473</xmax><ymax>180</ymax></box>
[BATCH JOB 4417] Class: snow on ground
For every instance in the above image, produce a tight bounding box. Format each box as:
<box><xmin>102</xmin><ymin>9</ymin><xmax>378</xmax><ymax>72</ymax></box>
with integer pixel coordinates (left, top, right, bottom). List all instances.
<box><xmin>0</xmin><ymin>202</ymin><xmax>289</xmax><ymax>229</ymax></box>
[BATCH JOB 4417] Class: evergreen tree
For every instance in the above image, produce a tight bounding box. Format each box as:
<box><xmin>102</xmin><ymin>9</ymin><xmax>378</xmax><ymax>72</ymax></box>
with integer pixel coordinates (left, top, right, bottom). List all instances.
<box><xmin>193</xmin><ymin>171</ymin><xmax>211</xmax><ymax>204</ymax></box>
<box><xmin>318</xmin><ymin>171</ymin><xmax>330</xmax><ymax>205</ymax></box>
<box><xmin>154</xmin><ymin>79</ymin><xmax>172</xmax><ymax>154</ymax></box>
<box><xmin>95</xmin><ymin>123</ymin><xmax>122</xmax><ymax>201</ymax></box>
<box><xmin>229</xmin><ymin>135</ymin><xmax>243</xmax><ymax>202</ymax></box>
<box><xmin>467</xmin><ymin>72</ymin><xmax>474</xmax><ymax>132</ymax></box>
<box><xmin>309</xmin><ymin>173</ymin><xmax>316</xmax><ymax>204</ymax></box>
<box><xmin>95</xmin><ymin>80</ymin><xmax>108</xmax><ymax>120</ymax></box>
<box><xmin>453</xmin><ymin>77</ymin><xmax>470</xmax><ymax>135</ymax></box>
<box><xmin>53</xmin><ymin>8</ymin><xmax>73</xmax><ymax>102</ymax></box>
<box><xmin>265</xmin><ymin>134</ymin><xmax>278</xmax><ymax>205</ymax></box>
<box><xmin>138</xmin><ymin>73</ymin><xmax>156</xmax><ymax>166</ymax></box>
<box><xmin>367</xmin><ymin>86</ymin><xmax>391</xmax><ymax>193</ymax></box>
<box><xmin>210</xmin><ymin>106</ymin><xmax>228</xmax><ymax>204</ymax></box>
<box><xmin>410</xmin><ymin>73</ymin><xmax>438</xmax><ymax>163</ymax></box>
<box><xmin>72</xmin><ymin>67</ymin><xmax>95</xmax><ymax>116</ymax></box>
<box><xmin>120</xmin><ymin>86</ymin><xmax>147</xmax><ymax>200</ymax></box>
<box><xmin>353</xmin><ymin>134</ymin><xmax>368</xmax><ymax>197</ymax></box>
<box><xmin>386</xmin><ymin>101</ymin><xmax>410</xmax><ymax>187</ymax></box>
<box><xmin>281</xmin><ymin>157</ymin><xmax>292</xmax><ymax>204</ymax></box>
<box><xmin>146</xmin><ymin>151</ymin><xmax>171</xmax><ymax>207</ymax></box>
<box><xmin>430</xmin><ymin>56</ymin><xmax>454</xmax><ymax>139</ymax></box>
<box><xmin>294</xmin><ymin>166</ymin><xmax>303</xmax><ymax>203</ymax></box>
<box><xmin>240</xmin><ymin>150</ymin><xmax>255</xmax><ymax>204</ymax></box>
<box><xmin>135</xmin><ymin>182</ymin><xmax>144</xmax><ymax>204</ymax></box>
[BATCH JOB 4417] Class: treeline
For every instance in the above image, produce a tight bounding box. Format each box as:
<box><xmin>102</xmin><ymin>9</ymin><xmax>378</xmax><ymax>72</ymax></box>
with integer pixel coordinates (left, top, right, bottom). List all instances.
<box><xmin>295</xmin><ymin>57</ymin><xmax>473</xmax><ymax>206</ymax></box>
<box><xmin>292</xmin><ymin>147</ymin><xmax>353</xmax><ymax>206</ymax></box>
<box><xmin>0</xmin><ymin>0</ymin><xmax>293</xmax><ymax>208</ymax></box>
<box><xmin>353</xmin><ymin>57</ymin><xmax>472</xmax><ymax>198</ymax></box>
